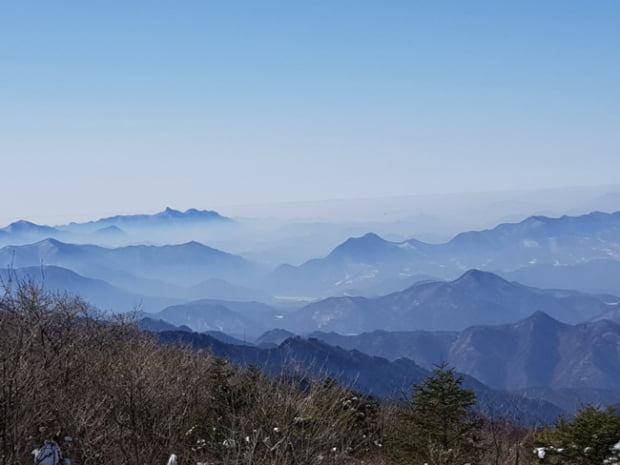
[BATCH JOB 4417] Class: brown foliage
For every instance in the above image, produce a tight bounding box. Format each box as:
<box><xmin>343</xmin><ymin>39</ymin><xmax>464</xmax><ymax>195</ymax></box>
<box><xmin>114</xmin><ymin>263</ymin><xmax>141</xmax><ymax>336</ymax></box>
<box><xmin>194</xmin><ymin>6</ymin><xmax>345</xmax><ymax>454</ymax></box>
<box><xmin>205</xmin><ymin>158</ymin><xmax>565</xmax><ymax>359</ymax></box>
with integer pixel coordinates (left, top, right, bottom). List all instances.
<box><xmin>0</xmin><ymin>281</ymin><xmax>381</xmax><ymax>465</ymax></box>
<box><xmin>0</xmin><ymin>278</ymin><xmax>556</xmax><ymax>465</ymax></box>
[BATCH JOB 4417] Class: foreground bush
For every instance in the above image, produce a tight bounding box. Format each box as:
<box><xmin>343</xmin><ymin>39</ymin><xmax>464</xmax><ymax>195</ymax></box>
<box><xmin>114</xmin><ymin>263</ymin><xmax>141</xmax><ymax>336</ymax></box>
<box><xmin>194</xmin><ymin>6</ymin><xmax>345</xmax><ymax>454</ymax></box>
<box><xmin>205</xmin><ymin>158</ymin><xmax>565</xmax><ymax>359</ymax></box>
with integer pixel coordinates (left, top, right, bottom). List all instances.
<box><xmin>0</xmin><ymin>281</ymin><xmax>380</xmax><ymax>465</ymax></box>
<box><xmin>533</xmin><ymin>405</ymin><xmax>620</xmax><ymax>465</ymax></box>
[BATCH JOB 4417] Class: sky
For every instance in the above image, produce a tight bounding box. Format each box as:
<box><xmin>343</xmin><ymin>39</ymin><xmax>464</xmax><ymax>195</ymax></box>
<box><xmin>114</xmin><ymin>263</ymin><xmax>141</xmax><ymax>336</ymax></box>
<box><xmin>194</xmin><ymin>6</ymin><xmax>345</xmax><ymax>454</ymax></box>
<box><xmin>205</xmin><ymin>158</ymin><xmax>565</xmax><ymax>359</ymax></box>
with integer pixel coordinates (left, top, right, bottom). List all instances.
<box><xmin>1</xmin><ymin>1</ymin><xmax>619</xmax><ymax>224</ymax></box>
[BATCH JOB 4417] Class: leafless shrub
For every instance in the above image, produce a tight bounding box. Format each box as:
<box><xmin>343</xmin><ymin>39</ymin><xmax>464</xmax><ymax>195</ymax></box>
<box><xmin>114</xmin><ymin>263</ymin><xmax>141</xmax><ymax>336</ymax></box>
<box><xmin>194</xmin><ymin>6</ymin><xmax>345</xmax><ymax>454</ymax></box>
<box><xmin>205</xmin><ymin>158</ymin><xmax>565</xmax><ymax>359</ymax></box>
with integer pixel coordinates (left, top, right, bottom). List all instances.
<box><xmin>0</xmin><ymin>282</ymin><xmax>382</xmax><ymax>465</ymax></box>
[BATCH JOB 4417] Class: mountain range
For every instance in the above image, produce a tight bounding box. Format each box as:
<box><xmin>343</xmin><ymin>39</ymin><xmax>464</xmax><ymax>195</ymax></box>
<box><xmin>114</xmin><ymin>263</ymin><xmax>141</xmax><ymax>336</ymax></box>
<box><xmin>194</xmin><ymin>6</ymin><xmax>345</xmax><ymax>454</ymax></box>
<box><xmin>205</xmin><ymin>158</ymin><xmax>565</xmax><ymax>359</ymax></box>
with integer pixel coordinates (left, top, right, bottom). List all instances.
<box><xmin>0</xmin><ymin>208</ymin><xmax>233</xmax><ymax>247</ymax></box>
<box><xmin>62</xmin><ymin>207</ymin><xmax>233</xmax><ymax>233</ymax></box>
<box><xmin>277</xmin><ymin>269</ymin><xmax>617</xmax><ymax>333</ymax></box>
<box><xmin>0</xmin><ymin>238</ymin><xmax>257</xmax><ymax>286</ymax></box>
<box><xmin>159</xmin><ymin>308</ymin><xmax>620</xmax><ymax>412</ymax></box>
<box><xmin>3</xmin><ymin>206</ymin><xmax>620</xmax><ymax>419</ymax></box>
<box><xmin>2</xmin><ymin>208</ymin><xmax>620</xmax><ymax>335</ymax></box>
<box><xmin>152</xmin><ymin>299</ymin><xmax>287</xmax><ymax>338</ymax></box>
<box><xmin>0</xmin><ymin>220</ymin><xmax>71</xmax><ymax>246</ymax></box>
<box><xmin>3</xmin><ymin>208</ymin><xmax>620</xmax><ymax>302</ymax></box>
<box><xmin>267</xmin><ymin>211</ymin><xmax>620</xmax><ymax>297</ymax></box>
<box><xmin>147</xmin><ymin>311</ymin><xmax>620</xmax><ymax>418</ymax></box>
<box><xmin>499</xmin><ymin>259</ymin><xmax>620</xmax><ymax>297</ymax></box>
<box><xmin>0</xmin><ymin>262</ymin><xmax>279</xmax><ymax>317</ymax></box>
<box><xmin>137</xmin><ymin>269</ymin><xmax>618</xmax><ymax>337</ymax></box>
<box><xmin>156</xmin><ymin>329</ymin><xmax>563</xmax><ymax>423</ymax></box>
<box><xmin>0</xmin><ymin>266</ymin><xmax>180</xmax><ymax>313</ymax></box>
<box><xmin>296</xmin><ymin>311</ymin><xmax>620</xmax><ymax>392</ymax></box>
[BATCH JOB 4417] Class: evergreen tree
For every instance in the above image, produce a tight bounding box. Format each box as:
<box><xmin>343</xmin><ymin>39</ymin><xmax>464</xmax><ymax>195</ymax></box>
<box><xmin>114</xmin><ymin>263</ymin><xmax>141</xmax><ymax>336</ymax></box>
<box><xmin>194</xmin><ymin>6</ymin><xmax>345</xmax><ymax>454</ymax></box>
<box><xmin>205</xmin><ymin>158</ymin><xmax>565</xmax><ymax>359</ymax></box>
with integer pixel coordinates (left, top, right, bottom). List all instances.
<box><xmin>390</xmin><ymin>363</ymin><xmax>483</xmax><ymax>465</ymax></box>
<box><xmin>536</xmin><ymin>405</ymin><xmax>620</xmax><ymax>465</ymax></box>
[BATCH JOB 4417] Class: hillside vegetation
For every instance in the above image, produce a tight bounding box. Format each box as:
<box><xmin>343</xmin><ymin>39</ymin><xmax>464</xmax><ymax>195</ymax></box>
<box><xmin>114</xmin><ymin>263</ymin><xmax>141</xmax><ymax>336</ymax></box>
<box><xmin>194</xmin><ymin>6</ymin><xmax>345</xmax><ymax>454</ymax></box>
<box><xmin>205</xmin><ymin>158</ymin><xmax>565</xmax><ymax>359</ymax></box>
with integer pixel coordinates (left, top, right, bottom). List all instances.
<box><xmin>0</xmin><ymin>282</ymin><xmax>383</xmax><ymax>465</ymax></box>
<box><xmin>1</xmin><ymin>282</ymin><xmax>618</xmax><ymax>465</ymax></box>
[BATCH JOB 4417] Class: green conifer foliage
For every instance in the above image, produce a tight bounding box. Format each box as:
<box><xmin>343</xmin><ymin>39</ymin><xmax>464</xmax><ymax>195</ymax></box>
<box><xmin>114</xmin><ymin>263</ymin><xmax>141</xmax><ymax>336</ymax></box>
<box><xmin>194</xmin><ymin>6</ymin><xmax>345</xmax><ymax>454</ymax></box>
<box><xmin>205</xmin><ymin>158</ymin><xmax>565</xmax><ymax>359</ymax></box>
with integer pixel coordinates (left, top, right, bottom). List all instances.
<box><xmin>389</xmin><ymin>362</ymin><xmax>483</xmax><ymax>465</ymax></box>
<box><xmin>536</xmin><ymin>405</ymin><xmax>620</xmax><ymax>465</ymax></box>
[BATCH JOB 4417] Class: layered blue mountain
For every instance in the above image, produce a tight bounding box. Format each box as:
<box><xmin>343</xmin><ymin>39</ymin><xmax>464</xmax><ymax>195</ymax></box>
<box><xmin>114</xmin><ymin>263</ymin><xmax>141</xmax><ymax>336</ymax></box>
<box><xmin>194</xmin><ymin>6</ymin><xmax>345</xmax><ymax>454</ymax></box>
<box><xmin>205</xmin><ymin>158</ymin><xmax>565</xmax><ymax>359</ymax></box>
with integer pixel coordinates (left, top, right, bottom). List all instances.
<box><xmin>0</xmin><ymin>219</ymin><xmax>128</xmax><ymax>247</ymax></box>
<box><xmin>0</xmin><ymin>266</ymin><xmax>179</xmax><ymax>313</ymax></box>
<box><xmin>305</xmin><ymin>329</ymin><xmax>458</xmax><ymax>369</ymax></box>
<box><xmin>448</xmin><ymin>312</ymin><xmax>620</xmax><ymax>390</ymax></box>
<box><xmin>278</xmin><ymin>270</ymin><xmax>617</xmax><ymax>333</ymax></box>
<box><xmin>254</xmin><ymin>328</ymin><xmax>297</xmax><ymax>347</ymax></box>
<box><xmin>500</xmin><ymin>259</ymin><xmax>620</xmax><ymax>297</ymax></box>
<box><xmin>63</xmin><ymin>207</ymin><xmax>233</xmax><ymax>233</ymax></box>
<box><xmin>302</xmin><ymin>312</ymin><xmax>620</xmax><ymax>393</ymax></box>
<box><xmin>0</xmin><ymin>220</ymin><xmax>70</xmax><ymax>246</ymax></box>
<box><xmin>269</xmin><ymin>232</ymin><xmax>437</xmax><ymax>296</ymax></box>
<box><xmin>268</xmin><ymin>211</ymin><xmax>620</xmax><ymax>297</ymax></box>
<box><xmin>448</xmin><ymin>211</ymin><xmax>620</xmax><ymax>253</ymax></box>
<box><xmin>91</xmin><ymin>225</ymin><xmax>127</xmax><ymax>240</ymax></box>
<box><xmin>153</xmin><ymin>299</ymin><xmax>285</xmax><ymax>338</ymax></box>
<box><xmin>0</xmin><ymin>238</ymin><xmax>257</xmax><ymax>287</ymax></box>
<box><xmin>158</xmin><ymin>331</ymin><xmax>429</xmax><ymax>398</ymax></box>
<box><xmin>157</xmin><ymin>330</ymin><xmax>562</xmax><ymax>423</ymax></box>
<box><xmin>137</xmin><ymin>317</ymin><xmax>193</xmax><ymax>333</ymax></box>
<box><xmin>1</xmin><ymin>220</ymin><xmax>60</xmax><ymax>236</ymax></box>
<box><xmin>0</xmin><ymin>208</ymin><xmax>233</xmax><ymax>248</ymax></box>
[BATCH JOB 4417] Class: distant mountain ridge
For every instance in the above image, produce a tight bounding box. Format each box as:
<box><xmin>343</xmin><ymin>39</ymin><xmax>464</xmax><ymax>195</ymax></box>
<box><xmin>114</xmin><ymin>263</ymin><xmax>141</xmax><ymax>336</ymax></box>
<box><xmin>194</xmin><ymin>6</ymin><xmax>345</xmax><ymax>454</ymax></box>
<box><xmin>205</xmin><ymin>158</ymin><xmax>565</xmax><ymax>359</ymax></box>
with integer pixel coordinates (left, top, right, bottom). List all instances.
<box><xmin>0</xmin><ymin>208</ymin><xmax>234</xmax><ymax>247</ymax></box>
<box><xmin>63</xmin><ymin>207</ymin><xmax>233</xmax><ymax>233</ymax></box>
<box><xmin>157</xmin><ymin>331</ymin><xmax>429</xmax><ymax>398</ymax></box>
<box><xmin>0</xmin><ymin>238</ymin><xmax>257</xmax><ymax>286</ymax></box>
<box><xmin>144</xmin><ymin>268</ymin><xmax>618</xmax><ymax>339</ymax></box>
<box><xmin>0</xmin><ymin>221</ymin><xmax>69</xmax><ymax>245</ymax></box>
<box><xmin>0</xmin><ymin>266</ymin><xmax>180</xmax><ymax>313</ymax></box>
<box><xmin>152</xmin><ymin>299</ymin><xmax>287</xmax><ymax>339</ymax></box>
<box><xmin>499</xmin><ymin>259</ymin><xmax>620</xmax><ymax>297</ymax></box>
<box><xmin>279</xmin><ymin>269</ymin><xmax>616</xmax><ymax>333</ymax></box>
<box><xmin>448</xmin><ymin>211</ymin><xmax>620</xmax><ymax>248</ymax></box>
<box><xmin>157</xmin><ymin>330</ymin><xmax>563</xmax><ymax>423</ymax></box>
<box><xmin>2</xmin><ymin>208</ymin><xmax>619</xmax><ymax>307</ymax></box>
<box><xmin>301</xmin><ymin>311</ymin><xmax>620</xmax><ymax>391</ymax></box>
<box><xmin>268</xmin><ymin>210</ymin><xmax>620</xmax><ymax>297</ymax></box>
<box><xmin>1</xmin><ymin>220</ymin><xmax>60</xmax><ymax>235</ymax></box>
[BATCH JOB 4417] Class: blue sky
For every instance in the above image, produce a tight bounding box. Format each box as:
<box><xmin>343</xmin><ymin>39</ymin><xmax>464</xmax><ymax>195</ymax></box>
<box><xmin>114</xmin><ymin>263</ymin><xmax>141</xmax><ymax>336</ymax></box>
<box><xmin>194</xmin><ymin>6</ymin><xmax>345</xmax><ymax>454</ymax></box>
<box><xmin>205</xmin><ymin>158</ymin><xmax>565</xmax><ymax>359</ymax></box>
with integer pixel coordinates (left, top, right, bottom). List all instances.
<box><xmin>1</xmin><ymin>1</ymin><xmax>618</xmax><ymax>223</ymax></box>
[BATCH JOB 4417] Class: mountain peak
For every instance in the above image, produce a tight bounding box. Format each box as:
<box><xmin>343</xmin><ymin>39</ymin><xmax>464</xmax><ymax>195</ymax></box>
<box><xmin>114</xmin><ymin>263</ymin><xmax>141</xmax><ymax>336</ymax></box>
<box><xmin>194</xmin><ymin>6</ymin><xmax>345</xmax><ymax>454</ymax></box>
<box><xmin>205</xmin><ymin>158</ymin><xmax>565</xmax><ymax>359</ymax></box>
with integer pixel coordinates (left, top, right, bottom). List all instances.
<box><xmin>515</xmin><ymin>310</ymin><xmax>565</xmax><ymax>330</ymax></box>
<box><xmin>181</xmin><ymin>240</ymin><xmax>209</xmax><ymax>249</ymax></box>
<box><xmin>360</xmin><ymin>232</ymin><xmax>384</xmax><ymax>241</ymax></box>
<box><xmin>346</xmin><ymin>232</ymin><xmax>387</xmax><ymax>245</ymax></box>
<box><xmin>9</xmin><ymin>219</ymin><xmax>37</xmax><ymax>227</ymax></box>
<box><xmin>94</xmin><ymin>225</ymin><xmax>125</xmax><ymax>235</ymax></box>
<box><xmin>27</xmin><ymin>238</ymin><xmax>76</xmax><ymax>255</ymax></box>
<box><xmin>453</xmin><ymin>269</ymin><xmax>509</xmax><ymax>286</ymax></box>
<box><xmin>520</xmin><ymin>215</ymin><xmax>549</xmax><ymax>226</ymax></box>
<box><xmin>255</xmin><ymin>329</ymin><xmax>297</xmax><ymax>347</ymax></box>
<box><xmin>66</xmin><ymin>207</ymin><xmax>233</xmax><ymax>231</ymax></box>
<box><xmin>2</xmin><ymin>220</ymin><xmax>55</xmax><ymax>233</ymax></box>
<box><xmin>526</xmin><ymin>309</ymin><xmax>557</xmax><ymax>322</ymax></box>
<box><xmin>158</xmin><ymin>207</ymin><xmax>184</xmax><ymax>217</ymax></box>
<box><xmin>35</xmin><ymin>237</ymin><xmax>64</xmax><ymax>247</ymax></box>
<box><xmin>328</xmin><ymin>232</ymin><xmax>390</xmax><ymax>260</ymax></box>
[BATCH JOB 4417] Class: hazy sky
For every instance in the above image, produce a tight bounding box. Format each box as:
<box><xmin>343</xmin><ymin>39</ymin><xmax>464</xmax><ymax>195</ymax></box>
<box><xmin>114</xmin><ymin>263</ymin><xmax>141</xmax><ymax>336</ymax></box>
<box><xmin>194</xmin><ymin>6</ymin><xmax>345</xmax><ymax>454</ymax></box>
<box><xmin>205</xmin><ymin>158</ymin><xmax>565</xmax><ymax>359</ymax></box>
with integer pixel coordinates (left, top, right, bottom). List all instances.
<box><xmin>1</xmin><ymin>1</ymin><xmax>619</xmax><ymax>224</ymax></box>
